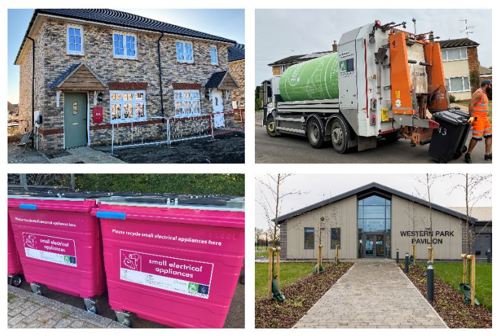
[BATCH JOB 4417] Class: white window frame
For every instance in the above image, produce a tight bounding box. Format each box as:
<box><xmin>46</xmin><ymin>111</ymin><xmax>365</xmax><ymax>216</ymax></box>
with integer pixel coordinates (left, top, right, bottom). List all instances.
<box><xmin>176</xmin><ymin>40</ymin><xmax>194</xmax><ymax>63</ymax></box>
<box><xmin>113</xmin><ymin>31</ymin><xmax>138</xmax><ymax>60</ymax></box>
<box><xmin>66</xmin><ymin>25</ymin><xmax>84</xmax><ymax>56</ymax></box>
<box><xmin>445</xmin><ymin>76</ymin><xmax>471</xmax><ymax>93</ymax></box>
<box><xmin>174</xmin><ymin>90</ymin><xmax>201</xmax><ymax>117</ymax></box>
<box><xmin>442</xmin><ymin>47</ymin><xmax>468</xmax><ymax>62</ymax></box>
<box><xmin>109</xmin><ymin>90</ymin><xmax>147</xmax><ymax>124</ymax></box>
<box><xmin>210</xmin><ymin>45</ymin><xmax>218</xmax><ymax>65</ymax></box>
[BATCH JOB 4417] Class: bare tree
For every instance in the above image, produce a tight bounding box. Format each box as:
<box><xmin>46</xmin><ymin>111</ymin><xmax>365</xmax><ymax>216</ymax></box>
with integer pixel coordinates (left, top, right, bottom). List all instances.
<box><xmin>415</xmin><ymin>174</ymin><xmax>442</xmax><ymax>256</ymax></box>
<box><xmin>447</xmin><ymin>174</ymin><xmax>492</xmax><ymax>254</ymax></box>
<box><xmin>256</xmin><ymin>174</ymin><xmax>302</xmax><ymax>248</ymax></box>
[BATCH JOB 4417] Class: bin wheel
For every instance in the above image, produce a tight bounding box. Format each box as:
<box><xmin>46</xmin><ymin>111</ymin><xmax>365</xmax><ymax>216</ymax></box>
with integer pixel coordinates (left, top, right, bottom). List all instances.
<box><xmin>121</xmin><ymin>317</ymin><xmax>132</xmax><ymax>328</ymax></box>
<box><xmin>9</xmin><ymin>275</ymin><xmax>22</xmax><ymax>287</ymax></box>
<box><xmin>30</xmin><ymin>283</ymin><xmax>43</xmax><ymax>295</ymax></box>
<box><xmin>116</xmin><ymin>311</ymin><xmax>133</xmax><ymax>327</ymax></box>
<box><xmin>453</xmin><ymin>146</ymin><xmax>468</xmax><ymax>160</ymax></box>
<box><xmin>84</xmin><ymin>298</ymin><xmax>98</xmax><ymax>314</ymax></box>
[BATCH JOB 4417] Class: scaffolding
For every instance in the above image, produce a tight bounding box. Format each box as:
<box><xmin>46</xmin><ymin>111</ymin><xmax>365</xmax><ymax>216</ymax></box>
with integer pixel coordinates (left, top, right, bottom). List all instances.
<box><xmin>110</xmin><ymin>114</ymin><xmax>214</xmax><ymax>154</ymax></box>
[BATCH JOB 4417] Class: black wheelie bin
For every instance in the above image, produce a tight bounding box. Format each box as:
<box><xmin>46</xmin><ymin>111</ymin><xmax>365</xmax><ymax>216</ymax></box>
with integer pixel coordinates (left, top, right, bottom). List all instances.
<box><xmin>429</xmin><ymin>109</ymin><xmax>471</xmax><ymax>163</ymax></box>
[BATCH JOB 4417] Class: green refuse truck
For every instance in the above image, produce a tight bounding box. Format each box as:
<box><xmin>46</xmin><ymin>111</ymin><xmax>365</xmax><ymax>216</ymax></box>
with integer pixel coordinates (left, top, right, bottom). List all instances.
<box><xmin>262</xmin><ymin>20</ymin><xmax>466</xmax><ymax>159</ymax></box>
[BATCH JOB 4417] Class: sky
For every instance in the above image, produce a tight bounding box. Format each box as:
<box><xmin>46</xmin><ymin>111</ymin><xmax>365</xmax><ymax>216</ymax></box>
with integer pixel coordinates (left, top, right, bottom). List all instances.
<box><xmin>255</xmin><ymin>9</ymin><xmax>492</xmax><ymax>86</ymax></box>
<box><xmin>7</xmin><ymin>9</ymin><xmax>245</xmax><ymax>104</ymax></box>
<box><xmin>255</xmin><ymin>174</ymin><xmax>492</xmax><ymax>229</ymax></box>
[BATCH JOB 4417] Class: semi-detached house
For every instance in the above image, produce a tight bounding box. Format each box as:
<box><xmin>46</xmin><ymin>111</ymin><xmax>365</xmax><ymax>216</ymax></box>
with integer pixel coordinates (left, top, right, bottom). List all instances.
<box><xmin>15</xmin><ymin>9</ymin><xmax>240</xmax><ymax>151</ymax></box>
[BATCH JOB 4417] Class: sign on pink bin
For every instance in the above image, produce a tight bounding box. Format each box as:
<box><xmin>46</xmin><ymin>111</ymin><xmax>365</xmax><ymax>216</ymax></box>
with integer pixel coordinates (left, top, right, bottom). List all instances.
<box><xmin>94</xmin><ymin>196</ymin><xmax>245</xmax><ymax>328</ymax></box>
<box><xmin>8</xmin><ymin>196</ymin><xmax>105</xmax><ymax>313</ymax></box>
<box><xmin>8</xmin><ymin>217</ymin><xmax>23</xmax><ymax>286</ymax></box>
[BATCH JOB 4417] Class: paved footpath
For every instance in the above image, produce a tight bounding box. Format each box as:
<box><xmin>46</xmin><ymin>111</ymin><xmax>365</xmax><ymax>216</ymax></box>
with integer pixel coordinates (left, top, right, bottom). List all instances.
<box><xmin>8</xmin><ymin>286</ymin><xmax>124</xmax><ymax>328</ymax></box>
<box><xmin>294</xmin><ymin>260</ymin><xmax>447</xmax><ymax>328</ymax></box>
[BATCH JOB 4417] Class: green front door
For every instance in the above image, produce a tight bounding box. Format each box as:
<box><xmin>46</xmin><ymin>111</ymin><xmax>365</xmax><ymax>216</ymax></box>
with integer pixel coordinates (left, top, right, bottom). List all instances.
<box><xmin>64</xmin><ymin>93</ymin><xmax>87</xmax><ymax>148</ymax></box>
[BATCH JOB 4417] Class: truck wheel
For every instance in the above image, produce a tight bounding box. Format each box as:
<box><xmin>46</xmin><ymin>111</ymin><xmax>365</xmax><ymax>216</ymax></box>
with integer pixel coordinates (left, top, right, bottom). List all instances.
<box><xmin>266</xmin><ymin>116</ymin><xmax>280</xmax><ymax>137</ymax></box>
<box><xmin>306</xmin><ymin>118</ymin><xmax>324</xmax><ymax>148</ymax></box>
<box><xmin>331</xmin><ymin>118</ymin><xmax>350</xmax><ymax>154</ymax></box>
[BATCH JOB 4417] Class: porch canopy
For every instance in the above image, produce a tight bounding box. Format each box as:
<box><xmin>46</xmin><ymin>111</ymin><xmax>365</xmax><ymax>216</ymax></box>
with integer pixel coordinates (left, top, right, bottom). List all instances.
<box><xmin>49</xmin><ymin>63</ymin><xmax>106</xmax><ymax>91</ymax></box>
<box><xmin>205</xmin><ymin>71</ymin><xmax>238</xmax><ymax>90</ymax></box>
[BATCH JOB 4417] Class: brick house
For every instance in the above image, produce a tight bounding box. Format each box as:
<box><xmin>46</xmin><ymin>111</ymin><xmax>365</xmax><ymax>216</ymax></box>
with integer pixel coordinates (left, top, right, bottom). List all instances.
<box><xmin>15</xmin><ymin>9</ymin><xmax>240</xmax><ymax>151</ymax></box>
<box><xmin>439</xmin><ymin>38</ymin><xmax>480</xmax><ymax>101</ymax></box>
<box><xmin>228</xmin><ymin>44</ymin><xmax>245</xmax><ymax>110</ymax></box>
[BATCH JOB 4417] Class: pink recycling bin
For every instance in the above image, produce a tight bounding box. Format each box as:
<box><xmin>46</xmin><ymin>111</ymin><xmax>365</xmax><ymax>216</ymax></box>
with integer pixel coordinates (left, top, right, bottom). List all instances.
<box><xmin>8</xmin><ymin>216</ymin><xmax>23</xmax><ymax>286</ymax></box>
<box><xmin>8</xmin><ymin>194</ymin><xmax>105</xmax><ymax>313</ymax></box>
<box><xmin>94</xmin><ymin>196</ymin><xmax>245</xmax><ymax>328</ymax></box>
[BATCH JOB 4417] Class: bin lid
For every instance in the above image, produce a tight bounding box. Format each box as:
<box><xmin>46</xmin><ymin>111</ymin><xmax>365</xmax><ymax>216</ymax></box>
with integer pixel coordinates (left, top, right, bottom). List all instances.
<box><xmin>8</xmin><ymin>189</ymin><xmax>111</xmax><ymax>201</ymax></box>
<box><xmin>98</xmin><ymin>194</ymin><xmax>245</xmax><ymax>211</ymax></box>
<box><xmin>432</xmin><ymin>110</ymin><xmax>469</xmax><ymax>126</ymax></box>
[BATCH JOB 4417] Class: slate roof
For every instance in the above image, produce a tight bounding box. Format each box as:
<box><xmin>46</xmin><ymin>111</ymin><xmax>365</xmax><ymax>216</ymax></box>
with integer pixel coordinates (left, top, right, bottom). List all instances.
<box><xmin>439</xmin><ymin>38</ymin><xmax>479</xmax><ymax>49</ymax></box>
<box><xmin>16</xmin><ymin>8</ymin><xmax>235</xmax><ymax>64</ymax></box>
<box><xmin>205</xmin><ymin>71</ymin><xmax>227</xmax><ymax>88</ymax></box>
<box><xmin>276</xmin><ymin>182</ymin><xmax>477</xmax><ymax>224</ymax></box>
<box><xmin>48</xmin><ymin>63</ymin><xmax>82</xmax><ymax>89</ymax></box>
<box><xmin>228</xmin><ymin>44</ymin><xmax>245</xmax><ymax>62</ymax></box>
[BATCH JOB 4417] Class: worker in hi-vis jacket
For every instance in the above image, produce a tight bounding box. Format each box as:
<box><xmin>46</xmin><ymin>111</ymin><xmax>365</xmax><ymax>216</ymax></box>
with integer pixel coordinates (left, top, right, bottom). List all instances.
<box><xmin>465</xmin><ymin>80</ymin><xmax>492</xmax><ymax>163</ymax></box>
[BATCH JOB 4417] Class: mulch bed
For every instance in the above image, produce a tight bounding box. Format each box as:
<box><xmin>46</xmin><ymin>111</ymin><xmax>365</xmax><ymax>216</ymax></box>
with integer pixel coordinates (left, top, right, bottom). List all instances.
<box><xmin>401</xmin><ymin>263</ymin><xmax>492</xmax><ymax>328</ymax></box>
<box><xmin>255</xmin><ymin>263</ymin><xmax>353</xmax><ymax>328</ymax></box>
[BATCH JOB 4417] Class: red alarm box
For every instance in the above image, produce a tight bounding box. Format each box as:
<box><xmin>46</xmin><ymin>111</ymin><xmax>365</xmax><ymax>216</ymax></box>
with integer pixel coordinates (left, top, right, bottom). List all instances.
<box><xmin>92</xmin><ymin>106</ymin><xmax>103</xmax><ymax>123</ymax></box>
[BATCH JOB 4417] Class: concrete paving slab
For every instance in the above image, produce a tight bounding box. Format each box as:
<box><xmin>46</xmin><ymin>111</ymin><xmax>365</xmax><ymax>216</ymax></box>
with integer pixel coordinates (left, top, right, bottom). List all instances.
<box><xmin>294</xmin><ymin>260</ymin><xmax>447</xmax><ymax>328</ymax></box>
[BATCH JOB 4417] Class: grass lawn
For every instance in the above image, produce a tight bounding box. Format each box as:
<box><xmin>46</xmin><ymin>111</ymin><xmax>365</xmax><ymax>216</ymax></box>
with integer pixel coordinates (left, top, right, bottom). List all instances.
<box><xmin>433</xmin><ymin>261</ymin><xmax>492</xmax><ymax>311</ymax></box>
<box><xmin>255</xmin><ymin>262</ymin><xmax>315</xmax><ymax>299</ymax></box>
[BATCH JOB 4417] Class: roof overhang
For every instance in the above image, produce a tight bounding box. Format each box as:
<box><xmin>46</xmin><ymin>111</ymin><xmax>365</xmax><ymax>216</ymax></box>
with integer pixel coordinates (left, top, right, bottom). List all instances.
<box><xmin>276</xmin><ymin>182</ymin><xmax>477</xmax><ymax>224</ymax></box>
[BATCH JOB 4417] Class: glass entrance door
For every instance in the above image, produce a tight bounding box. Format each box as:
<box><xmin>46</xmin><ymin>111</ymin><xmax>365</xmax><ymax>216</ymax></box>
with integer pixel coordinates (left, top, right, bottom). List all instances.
<box><xmin>364</xmin><ymin>234</ymin><xmax>385</xmax><ymax>257</ymax></box>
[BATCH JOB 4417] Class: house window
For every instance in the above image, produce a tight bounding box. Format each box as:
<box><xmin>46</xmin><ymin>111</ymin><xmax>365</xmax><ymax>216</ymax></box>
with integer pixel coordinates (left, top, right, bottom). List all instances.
<box><xmin>442</xmin><ymin>47</ymin><xmax>468</xmax><ymax>61</ymax></box>
<box><xmin>210</xmin><ymin>45</ymin><xmax>218</xmax><ymax>65</ymax></box>
<box><xmin>110</xmin><ymin>90</ymin><xmax>146</xmax><ymax>123</ymax></box>
<box><xmin>176</xmin><ymin>41</ymin><xmax>194</xmax><ymax>63</ymax></box>
<box><xmin>67</xmin><ymin>25</ymin><xmax>84</xmax><ymax>55</ymax></box>
<box><xmin>445</xmin><ymin>77</ymin><xmax>470</xmax><ymax>92</ymax></box>
<box><xmin>174</xmin><ymin>90</ymin><xmax>201</xmax><ymax>117</ymax></box>
<box><xmin>304</xmin><ymin>227</ymin><xmax>315</xmax><ymax>250</ymax></box>
<box><xmin>330</xmin><ymin>228</ymin><xmax>341</xmax><ymax>249</ymax></box>
<box><xmin>113</xmin><ymin>32</ymin><xmax>137</xmax><ymax>59</ymax></box>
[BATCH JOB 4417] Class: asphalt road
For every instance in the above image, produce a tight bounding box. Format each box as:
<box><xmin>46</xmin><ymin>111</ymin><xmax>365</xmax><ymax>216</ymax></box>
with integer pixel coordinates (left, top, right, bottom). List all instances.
<box><xmin>255</xmin><ymin>124</ymin><xmax>489</xmax><ymax>164</ymax></box>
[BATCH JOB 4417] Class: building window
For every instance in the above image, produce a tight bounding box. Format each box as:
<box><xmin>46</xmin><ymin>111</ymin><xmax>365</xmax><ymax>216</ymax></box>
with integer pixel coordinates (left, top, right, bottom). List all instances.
<box><xmin>357</xmin><ymin>195</ymin><xmax>391</xmax><ymax>257</ymax></box>
<box><xmin>67</xmin><ymin>25</ymin><xmax>84</xmax><ymax>55</ymax></box>
<box><xmin>442</xmin><ymin>47</ymin><xmax>468</xmax><ymax>61</ymax></box>
<box><xmin>330</xmin><ymin>228</ymin><xmax>341</xmax><ymax>249</ymax></box>
<box><xmin>174</xmin><ymin>90</ymin><xmax>201</xmax><ymax>117</ymax></box>
<box><xmin>210</xmin><ymin>45</ymin><xmax>218</xmax><ymax>65</ymax></box>
<box><xmin>110</xmin><ymin>90</ymin><xmax>146</xmax><ymax>123</ymax></box>
<box><xmin>113</xmin><ymin>32</ymin><xmax>137</xmax><ymax>59</ymax></box>
<box><xmin>176</xmin><ymin>41</ymin><xmax>194</xmax><ymax>63</ymax></box>
<box><xmin>304</xmin><ymin>227</ymin><xmax>314</xmax><ymax>250</ymax></box>
<box><xmin>445</xmin><ymin>77</ymin><xmax>470</xmax><ymax>92</ymax></box>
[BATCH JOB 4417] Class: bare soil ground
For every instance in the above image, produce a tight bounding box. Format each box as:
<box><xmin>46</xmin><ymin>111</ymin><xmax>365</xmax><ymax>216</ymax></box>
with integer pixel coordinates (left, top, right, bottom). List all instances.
<box><xmin>106</xmin><ymin>132</ymin><xmax>245</xmax><ymax>163</ymax></box>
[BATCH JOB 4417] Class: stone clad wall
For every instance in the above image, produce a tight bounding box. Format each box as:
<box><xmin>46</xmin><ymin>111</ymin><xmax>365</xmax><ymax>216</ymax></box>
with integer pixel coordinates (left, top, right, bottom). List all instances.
<box><xmin>18</xmin><ymin>16</ymin><xmax>232</xmax><ymax>151</ymax></box>
<box><xmin>229</xmin><ymin>59</ymin><xmax>245</xmax><ymax>109</ymax></box>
